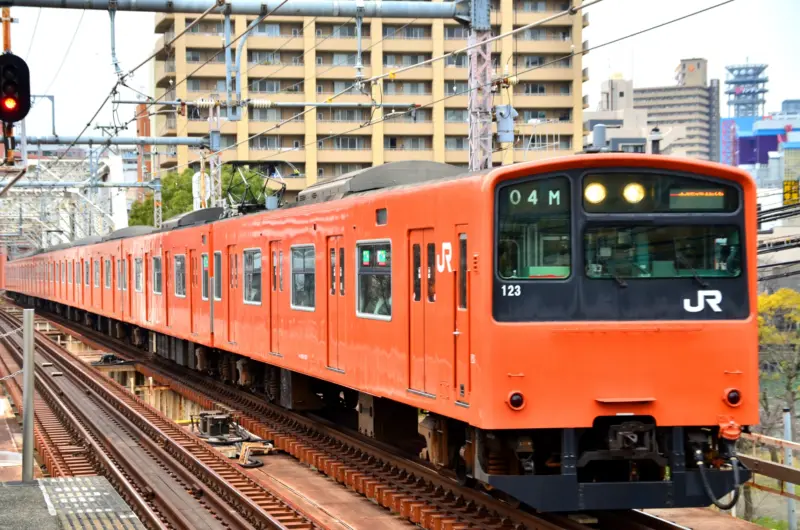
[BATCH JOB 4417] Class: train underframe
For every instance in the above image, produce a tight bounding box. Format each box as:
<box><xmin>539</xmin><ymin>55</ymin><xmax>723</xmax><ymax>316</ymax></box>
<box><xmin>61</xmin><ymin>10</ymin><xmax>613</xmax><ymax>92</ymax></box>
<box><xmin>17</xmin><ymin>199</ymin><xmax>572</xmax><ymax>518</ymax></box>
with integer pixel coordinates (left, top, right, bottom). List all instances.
<box><xmin>19</xmin><ymin>295</ymin><xmax>748</xmax><ymax>512</ymax></box>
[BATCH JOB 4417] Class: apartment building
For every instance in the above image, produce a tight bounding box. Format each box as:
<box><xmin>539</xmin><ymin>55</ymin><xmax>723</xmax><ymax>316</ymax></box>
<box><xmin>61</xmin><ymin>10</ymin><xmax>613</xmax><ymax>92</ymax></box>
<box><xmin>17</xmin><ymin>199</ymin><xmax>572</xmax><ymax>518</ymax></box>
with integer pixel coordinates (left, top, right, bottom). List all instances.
<box><xmin>153</xmin><ymin>0</ymin><xmax>588</xmax><ymax>197</ymax></box>
<box><xmin>630</xmin><ymin>58</ymin><xmax>720</xmax><ymax>161</ymax></box>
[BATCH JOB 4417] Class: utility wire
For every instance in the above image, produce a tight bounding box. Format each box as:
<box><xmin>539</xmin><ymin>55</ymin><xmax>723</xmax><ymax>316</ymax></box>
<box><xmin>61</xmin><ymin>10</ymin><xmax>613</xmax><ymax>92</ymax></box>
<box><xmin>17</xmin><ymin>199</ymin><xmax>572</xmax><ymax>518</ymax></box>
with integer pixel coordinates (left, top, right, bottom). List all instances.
<box><xmin>41</xmin><ymin>10</ymin><xmax>85</xmax><ymax>96</ymax></box>
<box><xmin>23</xmin><ymin>8</ymin><xmax>41</xmax><ymax>61</ymax></box>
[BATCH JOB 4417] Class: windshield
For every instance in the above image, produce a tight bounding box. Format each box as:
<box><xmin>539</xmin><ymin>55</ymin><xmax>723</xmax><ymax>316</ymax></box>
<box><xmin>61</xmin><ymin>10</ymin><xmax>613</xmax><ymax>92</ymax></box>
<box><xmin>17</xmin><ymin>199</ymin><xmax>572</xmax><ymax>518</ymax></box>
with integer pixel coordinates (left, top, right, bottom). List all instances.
<box><xmin>497</xmin><ymin>176</ymin><xmax>571</xmax><ymax>279</ymax></box>
<box><xmin>584</xmin><ymin>225</ymin><xmax>742</xmax><ymax>279</ymax></box>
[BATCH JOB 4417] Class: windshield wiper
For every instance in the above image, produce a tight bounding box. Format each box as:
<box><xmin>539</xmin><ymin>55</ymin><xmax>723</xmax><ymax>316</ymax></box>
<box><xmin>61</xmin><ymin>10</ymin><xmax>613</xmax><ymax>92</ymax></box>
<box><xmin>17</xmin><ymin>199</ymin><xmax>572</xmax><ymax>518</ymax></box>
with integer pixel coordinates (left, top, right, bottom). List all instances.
<box><xmin>677</xmin><ymin>255</ymin><xmax>710</xmax><ymax>288</ymax></box>
<box><xmin>609</xmin><ymin>272</ymin><xmax>628</xmax><ymax>288</ymax></box>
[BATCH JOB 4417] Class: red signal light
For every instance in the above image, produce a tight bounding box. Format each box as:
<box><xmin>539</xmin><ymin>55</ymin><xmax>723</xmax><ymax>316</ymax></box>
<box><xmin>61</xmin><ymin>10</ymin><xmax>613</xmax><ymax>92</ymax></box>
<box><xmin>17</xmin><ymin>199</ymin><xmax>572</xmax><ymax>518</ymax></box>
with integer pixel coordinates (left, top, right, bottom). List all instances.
<box><xmin>2</xmin><ymin>97</ymin><xmax>16</xmax><ymax>111</ymax></box>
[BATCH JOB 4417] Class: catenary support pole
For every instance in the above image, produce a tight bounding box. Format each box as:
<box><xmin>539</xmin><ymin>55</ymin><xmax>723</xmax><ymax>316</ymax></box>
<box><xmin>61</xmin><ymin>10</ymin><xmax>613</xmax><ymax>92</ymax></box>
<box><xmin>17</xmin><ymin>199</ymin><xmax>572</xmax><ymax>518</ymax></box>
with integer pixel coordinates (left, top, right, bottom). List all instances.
<box><xmin>21</xmin><ymin>308</ymin><xmax>34</xmax><ymax>482</ymax></box>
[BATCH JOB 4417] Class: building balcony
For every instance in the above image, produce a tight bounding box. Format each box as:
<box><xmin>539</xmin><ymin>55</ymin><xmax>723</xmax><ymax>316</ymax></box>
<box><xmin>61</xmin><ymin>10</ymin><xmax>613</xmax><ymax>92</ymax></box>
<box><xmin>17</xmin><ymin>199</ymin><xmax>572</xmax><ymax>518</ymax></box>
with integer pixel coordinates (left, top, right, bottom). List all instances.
<box><xmin>186</xmin><ymin>120</ymin><xmax>237</xmax><ymax>135</ymax></box>
<box><xmin>582</xmin><ymin>40</ymin><xmax>589</xmax><ymax>55</ymax></box>
<box><xmin>248</xmin><ymin>121</ymin><xmax>306</xmax><ymax>136</ymax></box>
<box><xmin>382</xmin><ymin>38</ymin><xmax>434</xmax><ymax>54</ymax></box>
<box><xmin>158</xmin><ymin>117</ymin><xmax>177</xmax><ymax>137</ymax></box>
<box><xmin>248</xmin><ymin>64</ymin><xmax>305</xmax><ymax>80</ymax></box>
<box><xmin>382</xmin><ymin>65</ymin><xmax>434</xmax><ymax>81</ymax></box>
<box><xmin>316</xmin><ymin>65</ymin><xmax>373</xmax><ymax>80</ymax></box>
<box><xmin>183</xmin><ymin>33</ymin><xmax>226</xmax><ymax>49</ymax></box>
<box><xmin>523</xmin><ymin>120</ymin><xmax>575</xmax><ymax>135</ymax></box>
<box><xmin>582</xmin><ymin>67</ymin><xmax>589</xmax><ymax>82</ymax></box>
<box><xmin>158</xmin><ymin>151</ymin><xmax>178</xmax><ymax>169</ymax></box>
<box><xmin>513</xmin><ymin>94</ymin><xmax>574</xmax><ymax>108</ymax></box>
<box><xmin>583</xmin><ymin>12</ymin><xmax>589</xmax><ymax>27</ymax></box>
<box><xmin>384</xmin><ymin>149</ymin><xmax>434</xmax><ymax>163</ymax></box>
<box><xmin>384</xmin><ymin>120</ymin><xmax>435</xmax><ymax>135</ymax></box>
<box><xmin>317</xmin><ymin>149</ymin><xmax>373</xmax><ymax>163</ymax></box>
<box><xmin>380</xmin><ymin>93</ymin><xmax>434</xmax><ymax>107</ymax></box>
<box><xmin>514</xmin><ymin>11</ymin><xmax>579</xmax><ymax>26</ymax></box>
<box><xmin>317</xmin><ymin>121</ymin><xmax>373</xmax><ymax>136</ymax></box>
<box><xmin>583</xmin><ymin>94</ymin><xmax>589</xmax><ymax>109</ymax></box>
<box><xmin>512</xmin><ymin>148</ymin><xmax>574</xmax><ymax>162</ymax></box>
<box><xmin>248</xmin><ymin>35</ymin><xmax>304</xmax><ymax>51</ymax></box>
<box><xmin>441</xmin><ymin>65</ymin><xmax>469</xmax><ymax>80</ymax></box>
<box><xmin>282</xmin><ymin>177</ymin><xmax>308</xmax><ymax>191</ymax></box>
<box><xmin>249</xmin><ymin>91</ymin><xmax>307</xmax><ymax>103</ymax></box>
<box><xmin>246</xmin><ymin>148</ymin><xmax>307</xmax><ymax>164</ymax></box>
<box><xmin>155</xmin><ymin>60</ymin><xmax>176</xmax><ymax>88</ymax></box>
<box><xmin>516</xmin><ymin>67</ymin><xmax>575</xmax><ymax>81</ymax></box>
<box><xmin>444</xmin><ymin>95</ymin><xmax>469</xmax><ymax>108</ymax></box>
<box><xmin>514</xmin><ymin>39</ymin><xmax>573</xmax><ymax>54</ymax></box>
<box><xmin>315</xmin><ymin>37</ymin><xmax>372</xmax><ymax>53</ymax></box>
<box><xmin>185</xmin><ymin>62</ymin><xmax>228</xmax><ymax>78</ymax></box>
<box><xmin>444</xmin><ymin>122</ymin><xmax>469</xmax><ymax>136</ymax></box>
<box><xmin>155</xmin><ymin>13</ymin><xmax>173</xmax><ymax>33</ymax></box>
<box><xmin>443</xmin><ymin>149</ymin><xmax>508</xmax><ymax>165</ymax></box>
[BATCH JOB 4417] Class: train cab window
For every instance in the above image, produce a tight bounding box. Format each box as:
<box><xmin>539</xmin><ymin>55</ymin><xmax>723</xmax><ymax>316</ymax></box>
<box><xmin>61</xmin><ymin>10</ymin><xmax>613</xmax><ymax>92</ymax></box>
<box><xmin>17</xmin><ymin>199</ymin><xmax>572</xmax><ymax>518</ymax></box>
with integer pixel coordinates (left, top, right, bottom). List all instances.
<box><xmin>104</xmin><ymin>259</ymin><xmax>111</xmax><ymax>289</ymax></box>
<box><xmin>94</xmin><ymin>260</ymin><xmax>100</xmax><ymax>287</ymax></box>
<box><xmin>153</xmin><ymin>256</ymin><xmax>163</xmax><ymax>294</ymax></box>
<box><xmin>356</xmin><ymin>242</ymin><xmax>391</xmax><ymax>319</ymax></box>
<box><xmin>243</xmin><ymin>249</ymin><xmax>262</xmax><ymax>304</ymax></box>
<box><xmin>584</xmin><ymin>225</ymin><xmax>742</xmax><ymax>279</ymax></box>
<box><xmin>290</xmin><ymin>246</ymin><xmax>315</xmax><ymax>310</ymax></box>
<box><xmin>496</xmin><ymin>175</ymin><xmax>571</xmax><ymax>280</ymax></box>
<box><xmin>135</xmin><ymin>258</ymin><xmax>143</xmax><ymax>292</ymax></box>
<box><xmin>174</xmin><ymin>255</ymin><xmax>187</xmax><ymax>297</ymax></box>
<box><xmin>427</xmin><ymin>243</ymin><xmax>436</xmax><ymax>302</ymax></box>
<box><xmin>201</xmin><ymin>254</ymin><xmax>210</xmax><ymax>300</ymax></box>
<box><xmin>214</xmin><ymin>252</ymin><xmax>222</xmax><ymax>300</ymax></box>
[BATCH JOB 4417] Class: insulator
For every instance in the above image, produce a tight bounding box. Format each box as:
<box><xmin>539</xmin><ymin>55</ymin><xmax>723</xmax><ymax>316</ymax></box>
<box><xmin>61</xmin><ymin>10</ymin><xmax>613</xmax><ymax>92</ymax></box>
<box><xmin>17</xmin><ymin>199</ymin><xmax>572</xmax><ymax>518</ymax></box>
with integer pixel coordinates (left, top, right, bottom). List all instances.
<box><xmin>250</xmin><ymin>99</ymin><xmax>274</xmax><ymax>109</ymax></box>
<box><xmin>193</xmin><ymin>98</ymin><xmax>217</xmax><ymax>109</ymax></box>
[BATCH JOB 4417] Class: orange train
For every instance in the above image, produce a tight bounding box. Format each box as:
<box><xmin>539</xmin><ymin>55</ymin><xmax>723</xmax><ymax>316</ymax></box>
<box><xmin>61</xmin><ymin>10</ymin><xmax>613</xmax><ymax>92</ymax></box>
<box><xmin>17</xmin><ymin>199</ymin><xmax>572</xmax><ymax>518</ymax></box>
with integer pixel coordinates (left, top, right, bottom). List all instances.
<box><xmin>4</xmin><ymin>155</ymin><xmax>758</xmax><ymax>511</ymax></box>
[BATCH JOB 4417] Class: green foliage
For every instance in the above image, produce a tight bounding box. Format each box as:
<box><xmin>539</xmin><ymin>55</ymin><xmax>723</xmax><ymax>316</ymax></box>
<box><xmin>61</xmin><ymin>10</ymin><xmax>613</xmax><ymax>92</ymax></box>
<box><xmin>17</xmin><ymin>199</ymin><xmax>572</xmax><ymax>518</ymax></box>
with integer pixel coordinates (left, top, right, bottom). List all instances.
<box><xmin>128</xmin><ymin>165</ymin><xmax>271</xmax><ymax>227</ymax></box>
<box><xmin>753</xmin><ymin>515</ymin><xmax>788</xmax><ymax>530</ymax></box>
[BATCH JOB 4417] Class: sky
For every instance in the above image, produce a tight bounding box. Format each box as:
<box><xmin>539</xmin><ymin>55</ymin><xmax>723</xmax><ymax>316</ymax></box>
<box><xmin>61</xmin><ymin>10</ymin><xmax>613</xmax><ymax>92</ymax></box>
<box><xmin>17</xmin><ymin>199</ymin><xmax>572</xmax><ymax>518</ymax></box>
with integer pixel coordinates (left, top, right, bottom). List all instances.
<box><xmin>6</xmin><ymin>0</ymin><xmax>800</xmax><ymax>138</ymax></box>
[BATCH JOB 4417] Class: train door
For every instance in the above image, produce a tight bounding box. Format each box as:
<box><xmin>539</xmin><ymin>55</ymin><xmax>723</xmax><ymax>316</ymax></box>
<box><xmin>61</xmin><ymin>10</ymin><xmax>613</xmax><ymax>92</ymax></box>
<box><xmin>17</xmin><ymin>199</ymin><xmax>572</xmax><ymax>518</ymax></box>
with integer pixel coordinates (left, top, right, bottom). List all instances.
<box><xmin>227</xmin><ymin>245</ymin><xmax>238</xmax><ymax>344</ymax></box>
<box><xmin>189</xmin><ymin>250</ymin><xmax>196</xmax><ymax>334</ymax></box>
<box><xmin>269</xmin><ymin>241</ymin><xmax>281</xmax><ymax>354</ymax></box>
<box><xmin>454</xmin><ymin>226</ymin><xmax>471</xmax><ymax>404</ymax></box>
<box><xmin>408</xmin><ymin>228</ymin><xmax>437</xmax><ymax>395</ymax></box>
<box><xmin>325</xmin><ymin>236</ymin><xmax>344</xmax><ymax>370</ymax></box>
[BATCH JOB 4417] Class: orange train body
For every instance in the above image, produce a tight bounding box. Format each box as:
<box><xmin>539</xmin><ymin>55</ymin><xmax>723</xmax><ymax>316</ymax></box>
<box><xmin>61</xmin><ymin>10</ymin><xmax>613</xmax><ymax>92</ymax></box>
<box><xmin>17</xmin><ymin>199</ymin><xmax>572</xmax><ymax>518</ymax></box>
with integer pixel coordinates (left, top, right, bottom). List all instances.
<box><xmin>4</xmin><ymin>155</ymin><xmax>758</xmax><ymax>511</ymax></box>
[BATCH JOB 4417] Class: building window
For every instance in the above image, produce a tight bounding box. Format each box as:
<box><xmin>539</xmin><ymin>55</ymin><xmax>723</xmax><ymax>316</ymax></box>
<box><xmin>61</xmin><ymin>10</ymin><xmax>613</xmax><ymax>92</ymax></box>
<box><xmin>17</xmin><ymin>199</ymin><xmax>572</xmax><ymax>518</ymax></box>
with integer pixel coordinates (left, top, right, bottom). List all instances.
<box><xmin>105</xmin><ymin>259</ymin><xmax>111</xmax><ymax>289</ymax></box>
<box><xmin>94</xmin><ymin>260</ymin><xmax>100</xmax><ymax>287</ymax></box>
<box><xmin>357</xmin><ymin>242</ymin><xmax>392</xmax><ymax>319</ymax></box>
<box><xmin>174</xmin><ymin>255</ymin><xmax>186</xmax><ymax>297</ymax></box>
<box><xmin>243</xmin><ymin>249</ymin><xmax>262</xmax><ymax>304</ymax></box>
<box><xmin>214</xmin><ymin>252</ymin><xmax>222</xmax><ymax>300</ymax></box>
<box><xmin>291</xmin><ymin>246</ymin><xmax>315</xmax><ymax>310</ymax></box>
<box><xmin>202</xmin><ymin>253</ymin><xmax>210</xmax><ymax>300</ymax></box>
<box><xmin>153</xmin><ymin>256</ymin><xmax>162</xmax><ymax>294</ymax></box>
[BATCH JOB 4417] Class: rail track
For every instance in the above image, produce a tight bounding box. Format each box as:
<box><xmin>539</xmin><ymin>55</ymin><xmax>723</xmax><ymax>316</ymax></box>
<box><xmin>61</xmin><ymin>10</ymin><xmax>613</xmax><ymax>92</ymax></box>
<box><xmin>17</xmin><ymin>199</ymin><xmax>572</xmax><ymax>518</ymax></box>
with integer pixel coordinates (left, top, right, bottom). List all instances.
<box><xmin>9</xmin><ymin>301</ymin><xmax>692</xmax><ymax>530</ymax></box>
<box><xmin>0</xmin><ymin>306</ymin><xmax>321</xmax><ymax>530</ymax></box>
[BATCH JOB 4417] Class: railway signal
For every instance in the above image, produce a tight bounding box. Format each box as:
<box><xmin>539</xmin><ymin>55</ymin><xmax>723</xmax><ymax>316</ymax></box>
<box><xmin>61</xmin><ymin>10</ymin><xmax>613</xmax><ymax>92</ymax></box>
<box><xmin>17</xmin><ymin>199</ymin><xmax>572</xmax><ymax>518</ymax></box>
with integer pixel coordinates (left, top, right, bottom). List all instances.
<box><xmin>0</xmin><ymin>52</ymin><xmax>30</xmax><ymax>124</ymax></box>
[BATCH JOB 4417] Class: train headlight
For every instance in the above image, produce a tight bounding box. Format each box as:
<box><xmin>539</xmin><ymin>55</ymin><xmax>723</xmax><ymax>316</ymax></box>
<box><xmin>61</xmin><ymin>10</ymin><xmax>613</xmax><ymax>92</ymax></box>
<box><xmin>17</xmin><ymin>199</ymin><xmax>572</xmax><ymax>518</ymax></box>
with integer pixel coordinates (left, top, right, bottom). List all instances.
<box><xmin>623</xmin><ymin>183</ymin><xmax>646</xmax><ymax>203</ymax></box>
<box><xmin>508</xmin><ymin>391</ymin><xmax>525</xmax><ymax>410</ymax></box>
<box><xmin>584</xmin><ymin>183</ymin><xmax>606</xmax><ymax>204</ymax></box>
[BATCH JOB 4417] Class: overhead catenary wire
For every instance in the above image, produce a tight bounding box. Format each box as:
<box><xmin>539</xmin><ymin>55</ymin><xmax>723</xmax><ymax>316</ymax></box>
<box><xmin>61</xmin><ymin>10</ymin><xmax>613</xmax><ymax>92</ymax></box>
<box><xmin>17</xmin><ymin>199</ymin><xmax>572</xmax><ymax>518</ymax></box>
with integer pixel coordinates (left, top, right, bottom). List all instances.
<box><xmin>41</xmin><ymin>10</ymin><xmax>85</xmax><ymax>96</ymax></box>
<box><xmin>23</xmin><ymin>8</ymin><xmax>41</xmax><ymax>61</ymax></box>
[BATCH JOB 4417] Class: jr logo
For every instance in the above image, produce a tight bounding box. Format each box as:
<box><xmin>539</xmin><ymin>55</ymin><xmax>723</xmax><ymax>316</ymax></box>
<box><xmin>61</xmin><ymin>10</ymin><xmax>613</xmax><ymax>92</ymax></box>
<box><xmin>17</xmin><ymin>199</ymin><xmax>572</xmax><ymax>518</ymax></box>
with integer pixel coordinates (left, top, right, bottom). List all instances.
<box><xmin>436</xmin><ymin>242</ymin><xmax>453</xmax><ymax>273</ymax></box>
<box><xmin>683</xmin><ymin>290</ymin><xmax>723</xmax><ymax>313</ymax></box>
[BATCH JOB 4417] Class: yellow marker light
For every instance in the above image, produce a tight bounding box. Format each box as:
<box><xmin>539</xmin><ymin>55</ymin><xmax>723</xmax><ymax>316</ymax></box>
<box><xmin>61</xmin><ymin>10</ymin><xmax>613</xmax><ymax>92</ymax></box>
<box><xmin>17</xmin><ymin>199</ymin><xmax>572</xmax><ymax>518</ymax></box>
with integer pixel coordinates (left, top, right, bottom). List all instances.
<box><xmin>584</xmin><ymin>182</ymin><xmax>606</xmax><ymax>204</ymax></box>
<box><xmin>623</xmin><ymin>183</ymin><xmax>646</xmax><ymax>203</ymax></box>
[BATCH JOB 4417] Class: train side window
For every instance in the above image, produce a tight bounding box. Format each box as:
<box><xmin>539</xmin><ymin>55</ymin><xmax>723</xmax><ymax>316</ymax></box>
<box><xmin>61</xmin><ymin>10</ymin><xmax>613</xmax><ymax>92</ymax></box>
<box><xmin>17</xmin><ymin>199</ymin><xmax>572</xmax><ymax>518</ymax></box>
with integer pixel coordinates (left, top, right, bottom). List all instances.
<box><xmin>76</xmin><ymin>262</ymin><xmax>81</xmax><ymax>285</ymax></box>
<box><xmin>279</xmin><ymin>251</ymin><xmax>284</xmax><ymax>291</ymax></box>
<box><xmin>329</xmin><ymin>249</ymin><xmax>336</xmax><ymax>295</ymax></box>
<box><xmin>104</xmin><ymin>259</ymin><xmax>111</xmax><ymax>289</ymax></box>
<box><xmin>67</xmin><ymin>261</ymin><xmax>72</xmax><ymax>284</ymax></box>
<box><xmin>134</xmin><ymin>258</ymin><xmax>143</xmax><ymax>292</ymax></box>
<box><xmin>272</xmin><ymin>251</ymin><xmax>277</xmax><ymax>291</ymax></box>
<box><xmin>339</xmin><ymin>247</ymin><xmax>345</xmax><ymax>295</ymax></box>
<box><xmin>214</xmin><ymin>252</ymin><xmax>222</xmax><ymax>300</ymax></box>
<box><xmin>427</xmin><ymin>243</ymin><xmax>436</xmax><ymax>302</ymax></box>
<box><xmin>290</xmin><ymin>246</ymin><xmax>315</xmax><ymax>310</ymax></box>
<box><xmin>94</xmin><ymin>260</ymin><xmax>100</xmax><ymax>287</ymax></box>
<box><xmin>201</xmin><ymin>253</ymin><xmax>209</xmax><ymax>300</ymax></box>
<box><xmin>174</xmin><ymin>255</ymin><xmax>187</xmax><ymax>297</ymax></box>
<box><xmin>153</xmin><ymin>256</ymin><xmax>163</xmax><ymax>295</ymax></box>
<box><xmin>243</xmin><ymin>249</ymin><xmax>262</xmax><ymax>305</ymax></box>
<box><xmin>116</xmin><ymin>260</ymin><xmax>122</xmax><ymax>290</ymax></box>
<box><xmin>121</xmin><ymin>259</ymin><xmax>127</xmax><ymax>291</ymax></box>
<box><xmin>458</xmin><ymin>234</ymin><xmax>467</xmax><ymax>309</ymax></box>
<box><xmin>84</xmin><ymin>261</ymin><xmax>89</xmax><ymax>286</ymax></box>
<box><xmin>57</xmin><ymin>262</ymin><xmax>60</xmax><ymax>284</ymax></box>
<box><xmin>356</xmin><ymin>242</ymin><xmax>391</xmax><ymax>319</ymax></box>
<box><xmin>413</xmin><ymin>244</ymin><xmax>421</xmax><ymax>301</ymax></box>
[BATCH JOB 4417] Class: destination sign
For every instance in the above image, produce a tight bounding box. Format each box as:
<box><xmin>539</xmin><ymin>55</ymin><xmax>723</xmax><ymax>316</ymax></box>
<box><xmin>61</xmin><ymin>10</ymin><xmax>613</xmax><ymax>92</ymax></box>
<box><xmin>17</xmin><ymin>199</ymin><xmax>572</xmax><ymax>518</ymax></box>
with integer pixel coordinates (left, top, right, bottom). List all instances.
<box><xmin>498</xmin><ymin>176</ymin><xmax>570</xmax><ymax>215</ymax></box>
<box><xmin>669</xmin><ymin>189</ymin><xmax>726</xmax><ymax>210</ymax></box>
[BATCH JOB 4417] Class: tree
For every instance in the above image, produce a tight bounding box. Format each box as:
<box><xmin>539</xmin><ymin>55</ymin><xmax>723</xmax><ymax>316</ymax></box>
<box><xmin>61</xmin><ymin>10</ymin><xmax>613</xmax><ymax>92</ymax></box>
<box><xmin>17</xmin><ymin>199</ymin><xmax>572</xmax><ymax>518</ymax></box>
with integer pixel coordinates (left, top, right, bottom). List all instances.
<box><xmin>128</xmin><ymin>165</ymin><xmax>272</xmax><ymax>227</ymax></box>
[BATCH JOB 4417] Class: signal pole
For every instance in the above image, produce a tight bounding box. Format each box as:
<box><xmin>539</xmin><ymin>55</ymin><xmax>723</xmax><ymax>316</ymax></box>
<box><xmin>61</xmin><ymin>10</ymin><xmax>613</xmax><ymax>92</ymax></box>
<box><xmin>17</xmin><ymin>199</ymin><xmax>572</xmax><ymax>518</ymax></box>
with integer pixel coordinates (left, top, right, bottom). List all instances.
<box><xmin>3</xmin><ymin>7</ymin><xmax>12</xmax><ymax>165</ymax></box>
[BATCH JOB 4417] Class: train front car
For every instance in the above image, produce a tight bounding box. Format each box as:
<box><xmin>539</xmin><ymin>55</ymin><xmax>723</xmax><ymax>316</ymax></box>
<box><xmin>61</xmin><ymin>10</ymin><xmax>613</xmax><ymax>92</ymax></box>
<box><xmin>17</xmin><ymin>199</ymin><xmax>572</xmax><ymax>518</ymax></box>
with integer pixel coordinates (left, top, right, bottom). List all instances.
<box><xmin>477</xmin><ymin>154</ymin><xmax>758</xmax><ymax>512</ymax></box>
